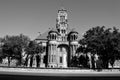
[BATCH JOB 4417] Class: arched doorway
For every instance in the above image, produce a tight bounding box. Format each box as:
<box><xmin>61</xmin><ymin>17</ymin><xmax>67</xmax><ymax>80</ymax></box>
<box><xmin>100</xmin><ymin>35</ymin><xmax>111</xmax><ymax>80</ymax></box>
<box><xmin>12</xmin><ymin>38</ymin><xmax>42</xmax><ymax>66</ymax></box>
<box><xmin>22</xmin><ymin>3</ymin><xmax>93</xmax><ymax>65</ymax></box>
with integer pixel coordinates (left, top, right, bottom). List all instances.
<box><xmin>57</xmin><ymin>44</ymin><xmax>69</xmax><ymax>68</ymax></box>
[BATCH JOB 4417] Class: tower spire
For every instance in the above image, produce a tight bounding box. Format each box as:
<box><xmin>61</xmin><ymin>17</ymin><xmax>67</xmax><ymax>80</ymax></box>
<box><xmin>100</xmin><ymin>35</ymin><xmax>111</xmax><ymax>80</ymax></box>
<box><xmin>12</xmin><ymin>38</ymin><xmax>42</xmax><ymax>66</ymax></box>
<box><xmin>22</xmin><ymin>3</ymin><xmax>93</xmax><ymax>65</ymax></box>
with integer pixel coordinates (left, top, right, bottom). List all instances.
<box><xmin>56</xmin><ymin>7</ymin><xmax>68</xmax><ymax>42</ymax></box>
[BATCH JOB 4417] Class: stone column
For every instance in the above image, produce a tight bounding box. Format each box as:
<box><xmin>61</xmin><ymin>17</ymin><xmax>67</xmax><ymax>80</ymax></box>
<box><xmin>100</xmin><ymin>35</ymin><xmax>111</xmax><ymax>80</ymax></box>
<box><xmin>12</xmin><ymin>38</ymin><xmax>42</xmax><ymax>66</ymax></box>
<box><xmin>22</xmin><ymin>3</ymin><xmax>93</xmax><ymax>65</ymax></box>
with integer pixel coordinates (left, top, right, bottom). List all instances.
<box><xmin>40</xmin><ymin>54</ymin><xmax>43</xmax><ymax>67</ymax></box>
<box><xmin>40</xmin><ymin>53</ymin><xmax>46</xmax><ymax>67</ymax></box>
<box><xmin>48</xmin><ymin>45</ymin><xmax>50</xmax><ymax>63</ymax></box>
<box><xmin>50</xmin><ymin>44</ymin><xmax>52</xmax><ymax>63</ymax></box>
<box><xmin>72</xmin><ymin>45</ymin><xmax>74</xmax><ymax>57</ymax></box>
<box><xmin>73</xmin><ymin>45</ymin><xmax>75</xmax><ymax>57</ymax></box>
<box><xmin>56</xmin><ymin>45</ymin><xmax>59</xmax><ymax>67</ymax></box>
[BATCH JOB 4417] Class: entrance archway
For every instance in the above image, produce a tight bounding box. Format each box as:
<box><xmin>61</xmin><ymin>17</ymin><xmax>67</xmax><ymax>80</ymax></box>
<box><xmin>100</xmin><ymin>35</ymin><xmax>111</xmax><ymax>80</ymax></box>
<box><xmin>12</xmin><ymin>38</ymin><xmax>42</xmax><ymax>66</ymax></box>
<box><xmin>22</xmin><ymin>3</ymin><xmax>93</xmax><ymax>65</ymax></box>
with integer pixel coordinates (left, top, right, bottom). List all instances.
<box><xmin>57</xmin><ymin>44</ymin><xmax>69</xmax><ymax>68</ymax></box>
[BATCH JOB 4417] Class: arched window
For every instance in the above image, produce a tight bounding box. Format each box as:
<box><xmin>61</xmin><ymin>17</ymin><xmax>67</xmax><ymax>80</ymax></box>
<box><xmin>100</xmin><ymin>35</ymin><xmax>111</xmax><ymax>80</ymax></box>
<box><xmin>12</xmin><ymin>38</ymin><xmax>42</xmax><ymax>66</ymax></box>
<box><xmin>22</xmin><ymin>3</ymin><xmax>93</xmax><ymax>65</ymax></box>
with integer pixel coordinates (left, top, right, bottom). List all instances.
<box><xmin>63</xmin><ymin>30</ymin><xmax>65</xmax><ymax>34</ymax></box>
<box><xmin>52</xmin><ymin>44</ymin><xmax>54</xmax><ymax>51</ymax></box>
<box><xmin>62</xmin><ymin>30</ymin><xmax>64</xmax><ymax>34</ymax></box>
<box><xmin>60</xmin><ymin>47</ymin><xmax>62</xmax><ymax>52</ymax></box>
<box><xmin>70</xmin><ymin>35</ymin><xmax>72</xmax><ymax>41</ymax></box>
<box><xmin>64</xmin><ymin>30</ymin><xmax>66</xmax><ymax>33</ymax></box>
<box><xmin>55</xmin><ymin>34</ymin><xmax>57</xmax><ymax>40</ymax></box>
<box><xmin>48</xmin><ymin>35</ymin><xmax>50</xmax><ymax>40</ymax></box>
<box><xmin>60</xmin><ymin>16</ymin><xmax>65</xmax><ymax>22</ymax></box>
<box><xmin>60</xmin><ymin>57</ymin><xmax>63</xmax><ymax>63</ymax></box>
<box><xmin>74</xmin><ymin>35</ymin><xmax>76</xmax><ymax>40</ymax></box>
<box><xmin>72</xmin><ymin>35</ymin><xmax>74</xmax><ymax>41</ymax></box>
<box><xmin>52</xmin><ymin>34</ymin><xmax>54</xmax><ymax>40</ymax></box>
<box><xmin>76</xmin><ymin>35</ymin><xmax>78</xmax><ymax>40</ymax></box>
<box><xmin>49</xmin><ymin>55</ymin><xmax>51</xmax><ymax>62</ymax></box>
<box><xmin>53</xmin><ymin>34</ymin><xmax>55</xmax><ymax>40</ymax></box>
<box><xmin>50</xmin><ymin>34</ymin><xmax>51</xmax><ymax>40</ymax></box>
<box><xmin>58</xmin><ymin>29</ymin><xmax>60</xmax><ymax>33</ymax></box>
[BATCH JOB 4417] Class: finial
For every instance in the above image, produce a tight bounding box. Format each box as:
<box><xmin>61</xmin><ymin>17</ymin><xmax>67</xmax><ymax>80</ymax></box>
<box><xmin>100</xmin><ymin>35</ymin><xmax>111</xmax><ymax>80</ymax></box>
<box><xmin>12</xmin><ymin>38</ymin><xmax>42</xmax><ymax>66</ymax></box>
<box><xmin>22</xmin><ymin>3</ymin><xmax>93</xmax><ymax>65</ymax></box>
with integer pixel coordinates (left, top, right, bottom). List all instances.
<box><xmin>61</xmin><ymin>7</ymin><xmax>65</xmax><ymax>10</ymax></box>
<box><xmin>38</xmin><ymin>32</ymin><xmax>41</xmax><ymax>36</ymax></box>
<box><xmin>58</xmin><ymin>7</ymin><xmax>67</xmax><ymax>12</ymax></box>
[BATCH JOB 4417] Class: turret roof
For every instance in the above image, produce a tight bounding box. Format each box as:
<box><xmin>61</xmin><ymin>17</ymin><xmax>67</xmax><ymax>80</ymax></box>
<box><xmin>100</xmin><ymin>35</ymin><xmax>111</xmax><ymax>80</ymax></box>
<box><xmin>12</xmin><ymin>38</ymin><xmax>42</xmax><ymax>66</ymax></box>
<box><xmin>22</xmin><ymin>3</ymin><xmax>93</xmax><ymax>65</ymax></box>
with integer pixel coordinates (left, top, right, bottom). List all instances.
<box><xmin>48</xmin><ymin>27</ymin><xmax>58</xmax><ymax>34</ymax></box>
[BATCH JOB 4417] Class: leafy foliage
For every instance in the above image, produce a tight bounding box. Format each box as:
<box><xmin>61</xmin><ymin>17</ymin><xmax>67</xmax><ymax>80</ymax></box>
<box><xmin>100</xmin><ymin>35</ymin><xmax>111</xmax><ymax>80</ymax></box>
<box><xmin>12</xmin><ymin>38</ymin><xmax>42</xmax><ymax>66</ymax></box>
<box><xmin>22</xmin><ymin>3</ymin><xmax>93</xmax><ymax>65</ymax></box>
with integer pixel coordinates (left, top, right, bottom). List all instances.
<box><xmin>78</xmin><ymin>26</ymin><xmax>120</xmax><ymax>68</ymax></box>
<box><xmin>25</xmin><ymin>41</ymin><xmax>45</xmax><ymax>67</ymax></box>
<box><xmin>1</xmin><ymin>34</ymin><xmax>30</xmax><ymax>66</ymax></box>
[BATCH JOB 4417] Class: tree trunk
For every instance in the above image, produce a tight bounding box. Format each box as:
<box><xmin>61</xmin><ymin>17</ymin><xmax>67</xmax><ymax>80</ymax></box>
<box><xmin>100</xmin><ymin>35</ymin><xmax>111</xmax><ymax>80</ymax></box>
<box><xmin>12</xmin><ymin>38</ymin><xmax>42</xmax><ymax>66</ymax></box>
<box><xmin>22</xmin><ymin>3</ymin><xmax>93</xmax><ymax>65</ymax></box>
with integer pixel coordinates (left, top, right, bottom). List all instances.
<box><xmin>103</xmin><ymin>59</ymin><xmax>109</xmax><ymax>69</ymax></box>
<box><xmin>91</xmin><ymin>55</ymin><xmax>95</xmax><ymax>69</ymax></box>
<box><xmin>36</xmin><ymin>55</ymin><xmax>40</xmax><ymax>68</ymax></box>
<box><xmin>110</xmin><ymin>59</ymin><xmax>115</xmax><ymax>68</ymax></box>
<box><xmin>30</xmin><ymin>55</ymin><xmax>33</xmax><ymax>67</ymax></box>
<box><xmin>24</xmin><ymin>54</ymin><xmax>28</xmax><ymax>67</ymax></box>
<box><xmin>19</xmin><ymin>54</ymin><xmax>22</xmax><ymax>66</ymax></box>
<box><xmin>105</xmin><ymin>61</ymin><xmax>109</xmax><ymax>69</ymax></box>
<box><xmin>8</xmin><ymin>57</ymin><xmax>11</xmax><ymax>67</ymax></box>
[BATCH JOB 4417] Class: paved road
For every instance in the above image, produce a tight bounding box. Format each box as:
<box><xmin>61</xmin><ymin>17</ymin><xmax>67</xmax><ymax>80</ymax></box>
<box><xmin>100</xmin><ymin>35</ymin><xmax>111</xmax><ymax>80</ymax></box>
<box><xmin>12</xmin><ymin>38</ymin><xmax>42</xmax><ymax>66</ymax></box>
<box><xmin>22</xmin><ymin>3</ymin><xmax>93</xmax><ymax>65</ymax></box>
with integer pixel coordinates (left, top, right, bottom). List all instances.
<box><xmin>0</xmin><ymin>67</ymin><xmax>120</xmax><ymax>77</ymax></box>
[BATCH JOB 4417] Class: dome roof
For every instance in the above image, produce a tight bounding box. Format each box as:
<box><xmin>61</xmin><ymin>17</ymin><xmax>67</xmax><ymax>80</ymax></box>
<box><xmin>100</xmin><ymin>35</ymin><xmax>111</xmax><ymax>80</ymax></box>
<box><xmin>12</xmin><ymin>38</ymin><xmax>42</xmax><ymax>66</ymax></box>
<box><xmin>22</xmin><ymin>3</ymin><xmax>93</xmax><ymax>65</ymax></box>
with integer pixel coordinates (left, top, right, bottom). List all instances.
<box><xmin>48</xmin><ymin>28</ymin><xmax>58</xmax><ymax>34</ymax></box>
<box><xmin>69</xmin><ymin>28</ymin><xmax>78</xmax><ymax>34</ymax></box>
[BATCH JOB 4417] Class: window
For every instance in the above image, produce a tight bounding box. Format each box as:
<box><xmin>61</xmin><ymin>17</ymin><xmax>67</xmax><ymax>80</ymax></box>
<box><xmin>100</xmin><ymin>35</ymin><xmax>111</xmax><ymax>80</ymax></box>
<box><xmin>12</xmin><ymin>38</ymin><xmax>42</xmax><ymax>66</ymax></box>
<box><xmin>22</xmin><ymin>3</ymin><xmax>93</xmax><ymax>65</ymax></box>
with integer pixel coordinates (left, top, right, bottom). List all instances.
<box><xmin>52</xmin><ymin>44</ymin><xmax>54</xmax><ymax>51</ymax></box>
<box><xmin>60</xmin><ymin>47</ymin><xmax>62</xmax><ymax>52</ymax></box>
<box><xmin>49</xmin><ymin>55</ymin><xmax>51</xmax><ymax>62</ymax></box>
<box><xmin>58</xmin><ymin>29</ymin><xmax>60</xmax><ymax>33</ymax></box>
<box><xmin>50</xmin><ymin>35</ymin><xmax>51</xmax><ymax>40</ymax></box>
<box><xmin>60</xmin><ymin>16</ymin><xmax>65</xmax><ymax>22</ymax></box>
<box><xmin>51</xmin><ymin>65</ymin><xmax>53</xmax><ymax>68</ymax></box>
<box><xmin>74</xmin><ymin>35</ymin><xmax>76</xmax><ymax>40</ymax></box>
<box><xmin>52</xmin><ymin>34</ymin><xmax>54</xmax><ymax>39</ymax></box>
<box><xmin>54</xmin><ymin>55</ymin><xmax>56</xmax><ymax>62</ymax></box>
<box><xmin>55</xmin><ymin>35</ymin><xmax>57</xmax><ymax>40</ymax></box>
<box><xmin>64</xmin><ymin>30</ymin><xmax>66</xmax><ymax>33</ymax></box>
<box><xmin>52</xmin><ymin>55</ymin><xmax>54</xmax><ymax>62</ymax></box>
<box><xmin>62</xmin><ymin>30</ymin><xmax>64</xmax><ymax>33</ymax></box>
<box><xmin>60</xmin><ymin>57</ymin><xmax>62</xmax><ymax>63</ymax></box>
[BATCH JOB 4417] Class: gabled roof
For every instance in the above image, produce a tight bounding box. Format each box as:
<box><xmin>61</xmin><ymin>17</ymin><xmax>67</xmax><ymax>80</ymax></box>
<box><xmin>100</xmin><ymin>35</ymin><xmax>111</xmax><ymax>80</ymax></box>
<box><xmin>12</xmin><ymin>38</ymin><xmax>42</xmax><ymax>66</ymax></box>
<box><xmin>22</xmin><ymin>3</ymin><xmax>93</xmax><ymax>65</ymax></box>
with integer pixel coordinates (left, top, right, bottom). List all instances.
<box><xmin>35</xmin><ymin>27</ymin><xmax>58</xmax><ymax>40</ymax></box>
<box><xmin>35</xmin><ymin>26</ymin><xmax>81</xmax><ymax>40</ymax></box>
<box><xmin>35</xmin><ymin>29</ymin><xmax>50</xmax><ymax>40</ymax></box>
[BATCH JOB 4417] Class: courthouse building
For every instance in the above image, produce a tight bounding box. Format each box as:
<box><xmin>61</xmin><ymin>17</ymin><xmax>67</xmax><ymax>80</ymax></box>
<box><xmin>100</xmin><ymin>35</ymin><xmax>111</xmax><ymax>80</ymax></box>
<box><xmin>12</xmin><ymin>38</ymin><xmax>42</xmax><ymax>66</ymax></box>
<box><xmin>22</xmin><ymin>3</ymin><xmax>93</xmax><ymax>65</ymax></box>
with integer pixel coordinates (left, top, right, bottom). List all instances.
<box><xmin>35</xmin><ymin>8</ymin><xmax>80</xmax><ymax>68</ymax></box>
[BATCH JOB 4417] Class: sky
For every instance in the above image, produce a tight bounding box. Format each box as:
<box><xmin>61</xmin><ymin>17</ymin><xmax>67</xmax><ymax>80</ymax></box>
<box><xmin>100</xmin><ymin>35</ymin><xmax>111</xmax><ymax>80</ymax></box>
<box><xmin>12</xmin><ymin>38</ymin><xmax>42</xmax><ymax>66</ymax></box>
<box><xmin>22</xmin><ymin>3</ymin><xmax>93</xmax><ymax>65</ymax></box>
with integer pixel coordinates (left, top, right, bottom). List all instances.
<box><xmin>0</xmin><ymin>0</ymin><xmax>120</xmax><ymax>40</ymax></box>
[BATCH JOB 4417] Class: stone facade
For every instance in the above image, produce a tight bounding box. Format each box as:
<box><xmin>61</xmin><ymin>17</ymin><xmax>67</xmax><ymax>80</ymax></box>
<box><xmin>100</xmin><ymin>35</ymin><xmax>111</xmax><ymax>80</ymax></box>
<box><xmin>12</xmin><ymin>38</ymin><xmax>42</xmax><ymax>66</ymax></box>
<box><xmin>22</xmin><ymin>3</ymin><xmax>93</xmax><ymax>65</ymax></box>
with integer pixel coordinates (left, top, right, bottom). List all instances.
<box><xmin>35</xmin><ymin>8</ymin><xmax>79</xmax><ymax>68</ymax></box>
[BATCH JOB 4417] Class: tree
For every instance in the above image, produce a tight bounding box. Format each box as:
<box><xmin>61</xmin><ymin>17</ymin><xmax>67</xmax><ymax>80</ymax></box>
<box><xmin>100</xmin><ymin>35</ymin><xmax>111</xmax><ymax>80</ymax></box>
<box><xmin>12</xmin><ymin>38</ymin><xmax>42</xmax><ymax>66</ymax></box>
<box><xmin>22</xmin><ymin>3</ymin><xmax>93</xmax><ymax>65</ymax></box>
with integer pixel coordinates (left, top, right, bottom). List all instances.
<box><xmin>75</xmin><ymin>45</ymin><xmax>91</xmax><ymax>68</ymax></box>
<box><xmin>2</xmin><ymin>42</ymin><xmax>13</xmax><ymax>67</ymax></box>
<box><xmin>25</xmin><ymin>41</ymin><xmax>43</xmax><ymax>67</ymax></box>
<box><xmin>2</xmin><ymin>34</ymin><xmax>30</xmax><ymax>67</ymax></box>
<box><xmin>78</xmin><ymin>26</ymin><xmax>120</xmax><ymax>69</ymax></box>
<box><xmin>71</xmin><ymin>56</ymin><xmax>79</xmax><ymax>67</ymax></box>
<box><xmin>0</xmin><ymin>37</ymin><xmax>4</xmax><ymax>63</ymax></box>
